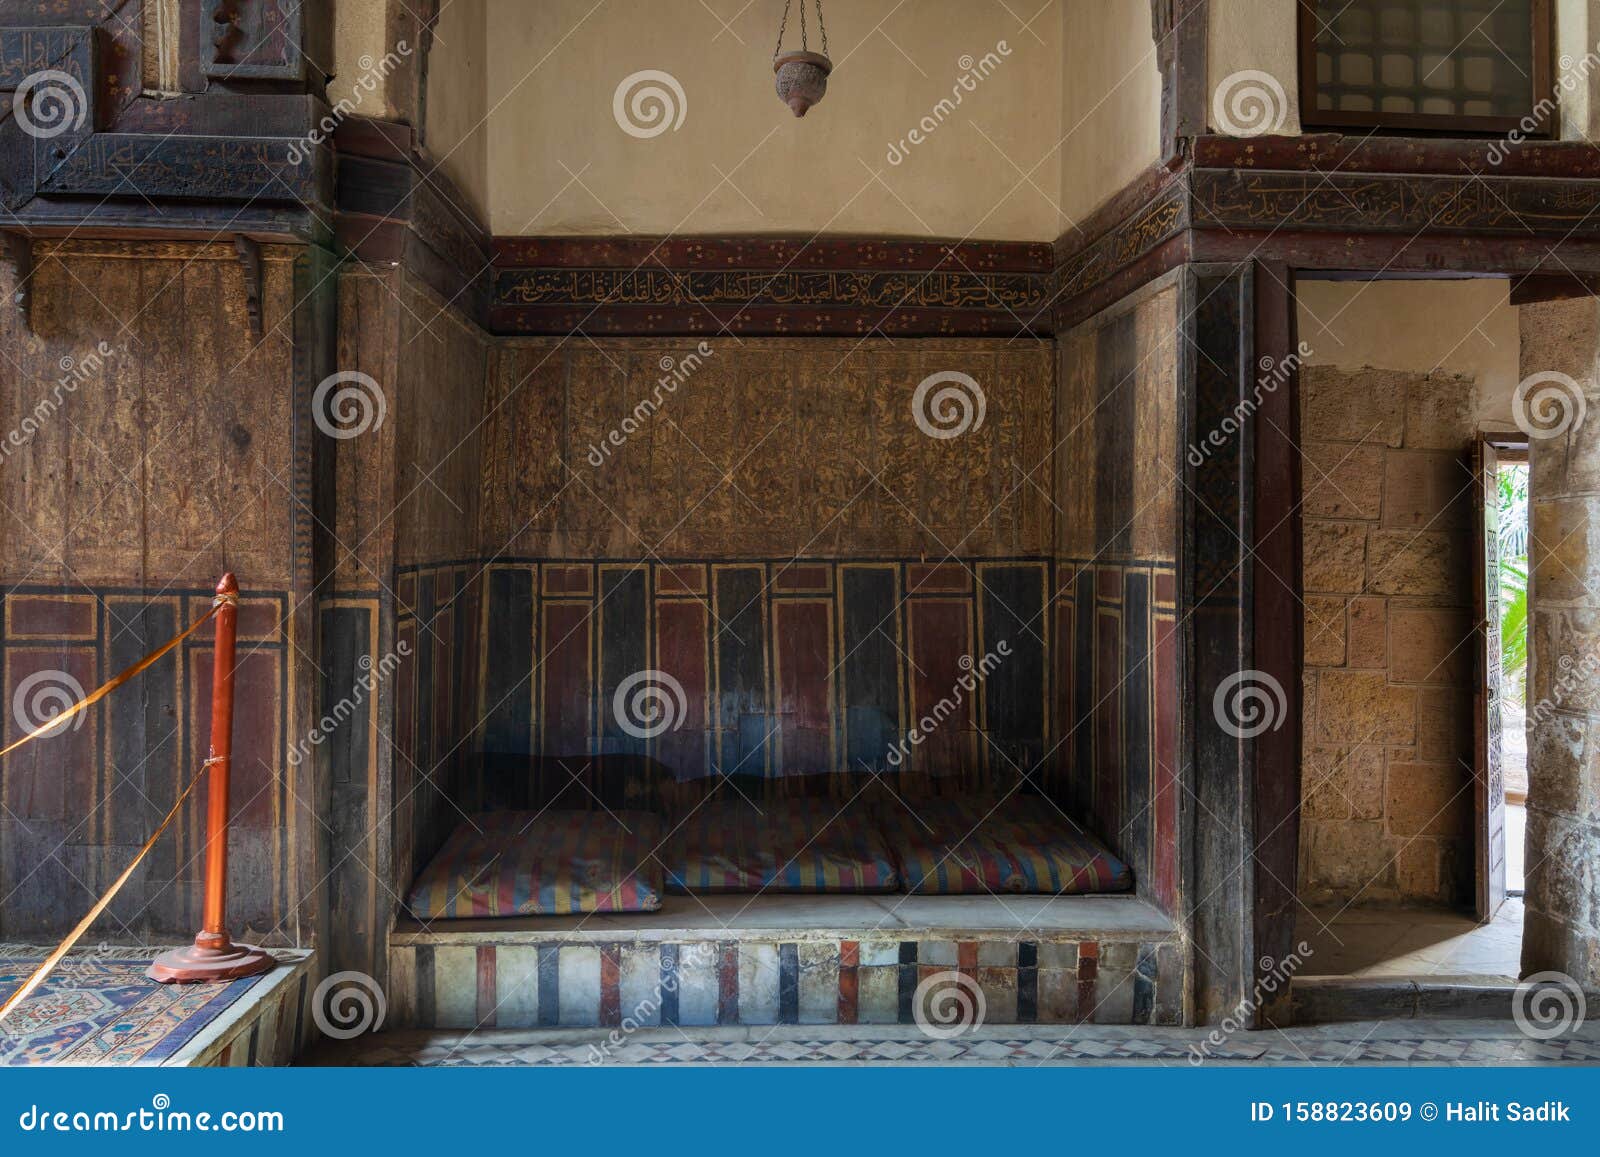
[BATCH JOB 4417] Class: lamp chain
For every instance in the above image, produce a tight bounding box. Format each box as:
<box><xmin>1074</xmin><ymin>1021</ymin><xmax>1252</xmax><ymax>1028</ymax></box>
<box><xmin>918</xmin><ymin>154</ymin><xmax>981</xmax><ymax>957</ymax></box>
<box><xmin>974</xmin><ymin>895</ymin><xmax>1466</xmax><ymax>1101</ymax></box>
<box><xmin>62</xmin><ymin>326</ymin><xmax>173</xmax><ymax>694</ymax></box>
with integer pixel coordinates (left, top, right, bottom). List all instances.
<box><xmin>775</xmin><ymin>0</ymin><xmax>828</xmax><ymax>57</ymax></box>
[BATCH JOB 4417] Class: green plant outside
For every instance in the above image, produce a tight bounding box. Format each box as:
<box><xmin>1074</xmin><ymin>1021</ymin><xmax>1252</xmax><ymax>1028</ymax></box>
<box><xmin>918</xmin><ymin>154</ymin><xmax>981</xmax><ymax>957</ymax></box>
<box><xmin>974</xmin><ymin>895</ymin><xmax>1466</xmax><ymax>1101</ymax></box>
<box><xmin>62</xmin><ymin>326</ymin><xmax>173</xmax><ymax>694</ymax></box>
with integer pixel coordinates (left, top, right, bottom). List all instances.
<box><xmin>1499</xmin><ymin>465</ymin><xmax>1529</xmax><ymax>706</ymax></box>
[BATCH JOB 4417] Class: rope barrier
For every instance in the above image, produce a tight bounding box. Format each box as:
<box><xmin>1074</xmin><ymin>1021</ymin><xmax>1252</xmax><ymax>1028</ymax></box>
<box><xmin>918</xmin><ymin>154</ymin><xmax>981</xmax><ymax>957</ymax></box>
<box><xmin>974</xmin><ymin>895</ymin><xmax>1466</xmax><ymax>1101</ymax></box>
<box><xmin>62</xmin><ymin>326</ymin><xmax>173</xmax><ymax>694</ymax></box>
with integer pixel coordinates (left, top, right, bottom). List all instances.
<box><xmin>0</xmin><ymin>758</ymin><xmax>214</xmax><ymax>1024</ymax></box>
<box><xmin>0</xmin><ymin>592</ymin><xmax>231</xmax><ymax>763</ymax></box>
<box><xmin>0</xmin><ymin>589</ymin><xmax>241</xmax><ymax>1026</ymax></box>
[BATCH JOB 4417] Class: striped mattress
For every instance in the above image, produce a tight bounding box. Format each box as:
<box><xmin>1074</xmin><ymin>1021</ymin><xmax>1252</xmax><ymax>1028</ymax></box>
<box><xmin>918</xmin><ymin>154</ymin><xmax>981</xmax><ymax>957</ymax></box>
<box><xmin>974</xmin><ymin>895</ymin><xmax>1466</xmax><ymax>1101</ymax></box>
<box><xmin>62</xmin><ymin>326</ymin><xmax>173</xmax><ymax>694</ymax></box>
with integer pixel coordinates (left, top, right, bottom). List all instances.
<box><xmin>880</xmin><ymin>796</ymin><xmax>1132</xmax><ymax>895</ymax></box>
<box><xmin>406</xmin><ymin>810</ymin><xmax>664</xmax><ymax>918</ymax></box>
<box><xmin>666</xmin><ymin>797</ymin><xmax>900</xmax><ymax>894</ymax></box>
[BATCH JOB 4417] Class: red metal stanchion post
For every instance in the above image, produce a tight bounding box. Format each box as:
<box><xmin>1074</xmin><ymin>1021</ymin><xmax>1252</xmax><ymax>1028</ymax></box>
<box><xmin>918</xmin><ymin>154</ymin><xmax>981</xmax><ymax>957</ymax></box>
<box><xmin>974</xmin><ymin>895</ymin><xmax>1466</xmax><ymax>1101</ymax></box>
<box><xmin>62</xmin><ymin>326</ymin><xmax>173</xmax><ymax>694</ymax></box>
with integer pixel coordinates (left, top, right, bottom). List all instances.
<box><xmin>148</xmin><ymin>573</ymin><xmax>274</xmax><ymax>983</ymax></box>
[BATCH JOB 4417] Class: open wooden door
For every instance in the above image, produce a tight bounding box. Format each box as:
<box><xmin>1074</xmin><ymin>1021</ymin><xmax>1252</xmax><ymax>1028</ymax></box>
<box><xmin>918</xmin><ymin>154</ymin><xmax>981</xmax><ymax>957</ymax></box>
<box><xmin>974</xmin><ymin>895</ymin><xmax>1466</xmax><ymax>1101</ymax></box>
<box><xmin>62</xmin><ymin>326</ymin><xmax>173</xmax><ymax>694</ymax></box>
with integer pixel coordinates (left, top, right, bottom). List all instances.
<box><xmin>1473</xmin><ymin>438</ymin><xmax>1506</xmax><ymax>922</ymax></box>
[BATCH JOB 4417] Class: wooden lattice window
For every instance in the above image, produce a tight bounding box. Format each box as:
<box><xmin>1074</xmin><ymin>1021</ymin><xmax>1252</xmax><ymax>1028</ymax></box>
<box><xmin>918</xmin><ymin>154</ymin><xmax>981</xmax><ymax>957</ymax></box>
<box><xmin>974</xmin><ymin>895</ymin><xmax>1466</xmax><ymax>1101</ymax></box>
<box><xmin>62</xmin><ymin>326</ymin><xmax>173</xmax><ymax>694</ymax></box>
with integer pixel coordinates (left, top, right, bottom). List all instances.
<box><xmin>1297</xmin><ymin>0</ymin><xmax>1553</xmax><ymax>134</ymax></box>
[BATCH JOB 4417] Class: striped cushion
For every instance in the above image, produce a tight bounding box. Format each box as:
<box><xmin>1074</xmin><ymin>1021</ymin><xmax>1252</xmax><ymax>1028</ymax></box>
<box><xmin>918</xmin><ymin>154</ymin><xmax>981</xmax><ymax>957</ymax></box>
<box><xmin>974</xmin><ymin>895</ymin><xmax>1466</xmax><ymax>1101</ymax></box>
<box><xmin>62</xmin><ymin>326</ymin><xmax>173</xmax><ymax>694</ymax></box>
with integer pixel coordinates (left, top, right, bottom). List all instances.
<box><xmin>667</xmin><ymin>798</ymin><xmax>899</xmax><ymax>893</ymax></box>
<box><xmin>882</xmin><ymin>797</ymin><xmax>1131</xmax><ymax>895</ymax></box>
<box><xmin>406</xmin><ymin>810</ymin><xmax>664</xmax><ymax>918</ymax></box>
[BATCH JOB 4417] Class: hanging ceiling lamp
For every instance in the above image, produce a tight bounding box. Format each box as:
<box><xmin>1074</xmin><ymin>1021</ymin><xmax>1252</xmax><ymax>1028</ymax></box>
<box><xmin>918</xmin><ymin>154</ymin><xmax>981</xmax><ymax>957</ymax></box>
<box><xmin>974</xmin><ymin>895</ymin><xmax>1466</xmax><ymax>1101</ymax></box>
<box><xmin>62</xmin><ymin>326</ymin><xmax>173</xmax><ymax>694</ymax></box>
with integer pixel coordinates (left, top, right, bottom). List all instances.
<box><xmin>772</xmin><ymin>0</ymin><xmax>832</xmax><ymax>117</ymax></box>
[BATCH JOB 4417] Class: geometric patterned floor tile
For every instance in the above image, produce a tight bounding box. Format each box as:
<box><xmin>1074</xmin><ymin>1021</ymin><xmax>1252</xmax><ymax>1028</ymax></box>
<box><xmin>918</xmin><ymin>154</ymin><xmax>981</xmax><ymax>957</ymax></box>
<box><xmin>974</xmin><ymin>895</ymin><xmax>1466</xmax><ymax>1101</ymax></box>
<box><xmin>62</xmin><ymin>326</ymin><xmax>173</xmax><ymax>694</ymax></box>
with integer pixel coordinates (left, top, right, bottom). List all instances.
<box><xmin>305</xmin><ymin>1019</ymin><xmax>1600</xmax><ymax>1067</ymax></box>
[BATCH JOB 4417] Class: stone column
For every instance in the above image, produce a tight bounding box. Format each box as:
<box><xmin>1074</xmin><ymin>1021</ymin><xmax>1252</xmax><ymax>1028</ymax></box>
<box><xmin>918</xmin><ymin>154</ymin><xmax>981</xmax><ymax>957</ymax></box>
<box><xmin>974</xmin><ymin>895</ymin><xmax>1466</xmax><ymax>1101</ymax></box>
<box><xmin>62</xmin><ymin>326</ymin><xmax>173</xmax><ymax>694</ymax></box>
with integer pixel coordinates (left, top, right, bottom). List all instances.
<box><xmin>1518</xmin><ymin>299</ymin><xmax>1600</xmax><ymax>987</ymax></box>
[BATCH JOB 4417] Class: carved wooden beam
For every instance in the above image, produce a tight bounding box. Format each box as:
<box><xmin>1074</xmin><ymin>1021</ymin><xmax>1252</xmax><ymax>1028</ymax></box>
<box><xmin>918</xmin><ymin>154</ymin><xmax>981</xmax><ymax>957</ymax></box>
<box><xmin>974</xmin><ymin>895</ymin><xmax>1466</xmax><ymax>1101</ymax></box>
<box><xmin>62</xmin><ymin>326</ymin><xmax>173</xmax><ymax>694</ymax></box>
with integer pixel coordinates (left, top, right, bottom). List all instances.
<box><xmin>1</xmin><ymin>17</ymin><xmax>330</xmax><ymax>232</ymax></box>
<box><xmin>488</xmin><ymin>237</ymin><xmax>1054</xmax><ymax>337</ymax></box>
<box><xmin>1190</xmin><ymin>166</ymin><xmax>1600</xmax><ymax>237</ymax></box>
<box><xmin>1050</xmin><ymin>134</ymin><xmax>1600</xmax><ymax>323</ymax></box>
<box><xmin>0</xmin><ymin>25</ymin><xmax>98</xmax><ymax>209</ymax></box>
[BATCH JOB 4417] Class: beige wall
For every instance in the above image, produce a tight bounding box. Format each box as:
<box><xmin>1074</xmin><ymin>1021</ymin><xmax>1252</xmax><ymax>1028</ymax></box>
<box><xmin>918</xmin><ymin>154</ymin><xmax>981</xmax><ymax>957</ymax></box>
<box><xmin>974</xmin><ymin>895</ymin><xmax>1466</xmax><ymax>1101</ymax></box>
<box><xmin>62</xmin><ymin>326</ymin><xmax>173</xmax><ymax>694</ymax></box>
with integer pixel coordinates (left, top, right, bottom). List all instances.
<box><xmin>480</xmin><ymin>0</ymin><xmax>1071</xmax><ymax>238</ymax></box>
<box><xmin>328</xmin><ymin>0</ymin><xmax>1163</xmax><ymax>240</ymax></box>
<box><xmin>331</xmin><ymin>0</ymin><xmax>400</xmax><ymax>118</ymax></box>
<box><xmin>1058</xmin><ymin>0</ymin><xmax>1163</xmax><ymax>229</ymax></box>
<box><xmin>423</xmin><ymin>0</ymin><xmax>490</xmax><ymax>218</ymax></box>
<box><xmin>1207</xmin><ymin>0</ymin><xmax>1301</xmax><ymax>136</ymax></box>
<box><xmin>1297</xmin><ymin>279</ymin><xmax>1522</xmax><ymax>431</ymax></box>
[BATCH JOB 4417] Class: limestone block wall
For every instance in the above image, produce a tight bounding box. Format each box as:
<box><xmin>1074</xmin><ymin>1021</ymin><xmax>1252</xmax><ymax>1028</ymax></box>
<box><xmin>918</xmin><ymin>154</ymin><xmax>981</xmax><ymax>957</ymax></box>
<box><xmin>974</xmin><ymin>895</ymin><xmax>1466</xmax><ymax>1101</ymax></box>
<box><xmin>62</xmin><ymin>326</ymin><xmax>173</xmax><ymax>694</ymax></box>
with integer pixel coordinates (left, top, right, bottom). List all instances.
<box><xmin>1519</xmin><ymin>299</ymin><xmax>1600</xmax><ymax>988</ymax></box>
<box><xmin>1297</xmin><ymin>364</ymin><xmax>1479</xmax><ymax>907</ymax></box>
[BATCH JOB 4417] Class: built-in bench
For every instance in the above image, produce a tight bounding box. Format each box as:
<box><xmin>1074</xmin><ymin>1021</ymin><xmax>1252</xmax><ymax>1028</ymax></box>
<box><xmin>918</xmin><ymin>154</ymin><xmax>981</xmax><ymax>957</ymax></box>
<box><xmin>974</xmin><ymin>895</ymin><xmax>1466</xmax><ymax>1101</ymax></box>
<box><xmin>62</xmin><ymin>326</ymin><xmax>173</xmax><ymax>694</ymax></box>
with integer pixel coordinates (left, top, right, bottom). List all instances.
<box><xmin>387</xmin><ymin>894</ymin><xmax>1181</xmax><ymax>1030</ymax></box>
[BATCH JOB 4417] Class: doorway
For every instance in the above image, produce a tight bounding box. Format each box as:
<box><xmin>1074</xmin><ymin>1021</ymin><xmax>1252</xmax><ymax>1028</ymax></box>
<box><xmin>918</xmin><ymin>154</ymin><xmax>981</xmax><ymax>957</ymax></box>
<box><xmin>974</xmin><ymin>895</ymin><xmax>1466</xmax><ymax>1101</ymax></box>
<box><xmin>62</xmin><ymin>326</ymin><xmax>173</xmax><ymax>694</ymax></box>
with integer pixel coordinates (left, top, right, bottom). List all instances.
<box><xmin>1490</xmin><ymin>445</ymin><xmax>1530</xmax><ymax>900</ymax></box>
<box><xmin>1288</xmin><ymin>277</ymin><xmax>1530</xmax><ymax>986</ymax></box>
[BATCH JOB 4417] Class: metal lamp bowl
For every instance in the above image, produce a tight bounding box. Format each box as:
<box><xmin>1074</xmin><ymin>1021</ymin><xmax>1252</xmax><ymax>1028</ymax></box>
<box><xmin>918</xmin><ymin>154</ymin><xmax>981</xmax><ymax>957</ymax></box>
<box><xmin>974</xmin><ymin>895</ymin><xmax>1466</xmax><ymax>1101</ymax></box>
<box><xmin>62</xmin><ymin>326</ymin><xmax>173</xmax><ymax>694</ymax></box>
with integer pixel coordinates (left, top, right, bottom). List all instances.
<box><xmin>774</xmin><ymin>51</ymin><xmax>833</xmax><ymax>117</ymax></box>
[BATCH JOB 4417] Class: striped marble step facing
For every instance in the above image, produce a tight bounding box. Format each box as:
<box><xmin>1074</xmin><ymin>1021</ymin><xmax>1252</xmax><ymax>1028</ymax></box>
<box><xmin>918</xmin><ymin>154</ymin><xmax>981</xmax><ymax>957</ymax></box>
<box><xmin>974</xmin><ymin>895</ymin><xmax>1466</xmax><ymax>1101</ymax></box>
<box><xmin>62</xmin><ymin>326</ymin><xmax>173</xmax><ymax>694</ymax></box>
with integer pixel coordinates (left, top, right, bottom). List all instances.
<box><xmin>306</xmin><ymin>1021</ymin><xmax>1600</xmax><ymax>1068</ymax></box>
<box><xmin>388</xmin><ymin>896</ymin><xmax>1182</xmax><ymax>1030</ymax></box>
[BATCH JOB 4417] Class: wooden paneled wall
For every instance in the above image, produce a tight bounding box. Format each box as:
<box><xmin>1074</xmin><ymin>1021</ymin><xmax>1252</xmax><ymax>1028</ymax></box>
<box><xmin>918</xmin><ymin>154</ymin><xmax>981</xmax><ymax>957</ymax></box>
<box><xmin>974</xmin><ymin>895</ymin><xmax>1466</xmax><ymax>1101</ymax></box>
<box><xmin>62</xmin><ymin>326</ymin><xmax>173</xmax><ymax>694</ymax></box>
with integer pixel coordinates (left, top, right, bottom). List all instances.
<box><xmin>0</xmin><ymin>241</ymin><xmax>323</xmax><ymax>946</ymax></box>
<box><xmin>0</xmin><ymin>249</ymin><xmax>1187</xmax><ymax>959</ymax></box>
<box><xmin>1051</xmin><ymin>276</ymin><xmax>1183</xmax><ymax>918</ymax></box>
<box><xmin>479</xmin><ymin>339</ymin><xmax>1055</xmax><ymax>560</ymax></box>
<box><xmin>323</xmin><ymin>269</ymin><xmax>488</xmax><ymax>979</ymax></box>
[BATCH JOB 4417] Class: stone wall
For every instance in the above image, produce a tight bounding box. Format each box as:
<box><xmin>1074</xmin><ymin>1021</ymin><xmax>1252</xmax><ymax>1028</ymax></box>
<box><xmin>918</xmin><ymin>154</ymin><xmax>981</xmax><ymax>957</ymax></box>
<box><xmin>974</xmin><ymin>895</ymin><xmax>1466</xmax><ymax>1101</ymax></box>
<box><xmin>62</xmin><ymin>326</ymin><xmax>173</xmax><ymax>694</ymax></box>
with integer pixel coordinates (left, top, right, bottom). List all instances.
<box><xmin>1518</xmin><ymin>299</ymin><xmax>1600</xmax><ymax>988</ymax></box>
<box><xmin>1298</xmin><ymin>365</ymin><xmax>1479</xmax><ymax>907</ymax></box>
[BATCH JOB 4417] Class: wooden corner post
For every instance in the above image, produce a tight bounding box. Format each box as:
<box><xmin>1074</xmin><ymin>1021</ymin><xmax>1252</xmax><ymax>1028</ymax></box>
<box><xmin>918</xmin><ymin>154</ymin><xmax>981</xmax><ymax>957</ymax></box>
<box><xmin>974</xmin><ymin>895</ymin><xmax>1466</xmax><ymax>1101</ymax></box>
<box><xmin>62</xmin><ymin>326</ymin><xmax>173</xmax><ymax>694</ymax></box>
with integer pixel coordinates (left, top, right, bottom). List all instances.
<box><xmin>148</xmin><ymin>574</ymin><xmax>275</xmax><ymax>983</ymax></box>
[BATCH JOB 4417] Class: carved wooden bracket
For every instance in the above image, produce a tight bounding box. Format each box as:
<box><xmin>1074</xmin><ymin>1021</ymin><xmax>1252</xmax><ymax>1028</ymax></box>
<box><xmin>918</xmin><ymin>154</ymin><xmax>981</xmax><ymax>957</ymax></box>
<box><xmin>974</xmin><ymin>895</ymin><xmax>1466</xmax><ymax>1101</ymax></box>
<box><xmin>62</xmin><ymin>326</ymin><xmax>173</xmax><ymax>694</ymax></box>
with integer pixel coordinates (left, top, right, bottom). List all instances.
<box><xmin>3</xmin><ymin>231</ymin><xmax>33</xmax><ymax>333</ymax></box>
<box><xmin>233</xmin><ymin>234</ymin><xmax>263</xmax><ymax>340</ymax></box>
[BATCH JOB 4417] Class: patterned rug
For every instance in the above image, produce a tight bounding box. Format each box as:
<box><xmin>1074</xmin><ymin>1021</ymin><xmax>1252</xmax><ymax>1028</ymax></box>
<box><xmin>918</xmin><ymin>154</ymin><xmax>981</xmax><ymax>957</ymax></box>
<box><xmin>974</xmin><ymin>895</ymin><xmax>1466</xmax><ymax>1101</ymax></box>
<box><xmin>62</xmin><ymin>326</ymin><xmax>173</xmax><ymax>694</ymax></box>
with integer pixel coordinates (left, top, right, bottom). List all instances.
<box><xmin>0</xmin><ymin>950</ymin><xmax>266</xmax><ymax>1066</ymax></box>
